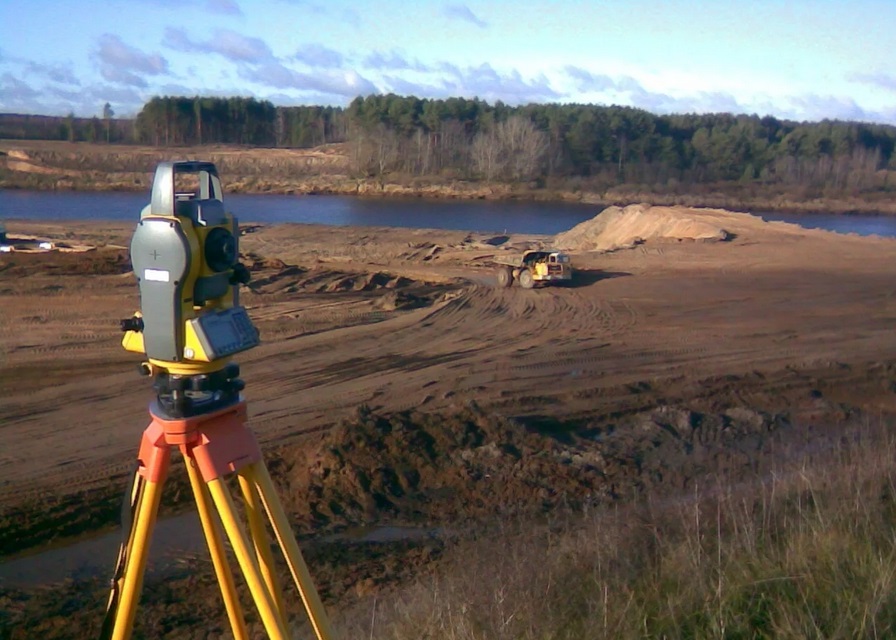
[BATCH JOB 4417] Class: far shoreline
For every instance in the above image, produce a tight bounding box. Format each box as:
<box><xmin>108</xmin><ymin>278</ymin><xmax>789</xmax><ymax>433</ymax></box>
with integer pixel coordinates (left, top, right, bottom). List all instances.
<box><xmin>2</xmin><ymin>138</ymin><xmax>895</xmax><ymax>217</ymax></box>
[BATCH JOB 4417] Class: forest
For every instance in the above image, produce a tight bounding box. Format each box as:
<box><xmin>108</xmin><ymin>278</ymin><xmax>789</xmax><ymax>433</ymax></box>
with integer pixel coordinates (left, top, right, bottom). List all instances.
<box><xmin>2</xmin><ymin>94</ymin><xmax>895</xmax><ymax>196</ymax></box>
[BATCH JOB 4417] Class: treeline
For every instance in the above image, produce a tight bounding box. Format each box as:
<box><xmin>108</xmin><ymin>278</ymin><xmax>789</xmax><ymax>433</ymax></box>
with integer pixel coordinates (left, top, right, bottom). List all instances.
<box><xmin>3</xmin><ymin>94</ymin><xmax>895</xmax><ymax>193</ymax></box>
<box><xmin>133</xmin><ymin>97</ymin><xmax>349</xmax><ymax>148</ymax></box>
<box><xmin>0</xmin><ymin>112</ymin><xmax>132</xmax><ymax>144</ymax></box>
<box><xmin>342</xmin><ymin>95</ymin><xmax>896</xmax><ymax>192</ymax></box>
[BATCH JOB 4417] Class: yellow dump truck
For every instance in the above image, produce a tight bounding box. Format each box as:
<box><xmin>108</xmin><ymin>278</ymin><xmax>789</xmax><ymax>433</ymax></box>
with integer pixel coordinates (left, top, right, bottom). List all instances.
<box><xmin>494</xmin><ymin>250</ymin><xmax>573</xmax><ymax>288</ymax></box>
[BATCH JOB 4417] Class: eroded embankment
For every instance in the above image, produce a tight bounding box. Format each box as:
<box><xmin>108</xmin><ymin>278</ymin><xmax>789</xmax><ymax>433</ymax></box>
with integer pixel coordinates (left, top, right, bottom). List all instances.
<box><xmin>0</xmin><ymin>393</ymin><xmax>877</xmax><ymax>637</ymax></box>
<box><xmin>0</xmin><ymin>396</ymin><xmax>813</xmax><ymax>558</ymax></box>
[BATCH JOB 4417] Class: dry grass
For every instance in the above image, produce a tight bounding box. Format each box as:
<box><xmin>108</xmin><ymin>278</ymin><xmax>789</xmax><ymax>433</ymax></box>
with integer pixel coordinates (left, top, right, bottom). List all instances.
<box><xmin>337</xmin><ymin>419</ymin><xmax>896</xmax><ymax>639</ymax></box>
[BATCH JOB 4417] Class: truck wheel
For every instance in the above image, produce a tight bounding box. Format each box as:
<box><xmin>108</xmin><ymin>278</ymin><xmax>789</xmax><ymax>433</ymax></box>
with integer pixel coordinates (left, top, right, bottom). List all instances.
<box><xmin>496</xmin><ymin>266</ymin><xmax>513</xmax><ymax>288</ymax></box>
<box><xmin>519</xmin><ymin>269</ymin><xmax>535</xmax><ymax>289</ymax></box>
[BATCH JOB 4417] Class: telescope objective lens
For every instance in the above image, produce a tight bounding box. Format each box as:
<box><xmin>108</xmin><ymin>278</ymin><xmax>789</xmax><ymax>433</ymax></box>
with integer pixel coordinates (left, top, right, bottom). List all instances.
<box><xmin>204</xmin><ymin>227</ymin><xmax>237</xmax><ymax>272</ymax></box>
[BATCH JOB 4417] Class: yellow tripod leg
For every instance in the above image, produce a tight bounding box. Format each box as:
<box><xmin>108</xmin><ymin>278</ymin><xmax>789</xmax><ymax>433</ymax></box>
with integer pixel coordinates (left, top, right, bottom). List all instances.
<box><xmin>238</xmin><ymin>469</ymin><xmax>286</xmax><ymax>619</ymax></box>
<box><xmin>186</xmin><ymin>458</ymin><xmax>249</xmax><ymax>640</ymax></box>
<box><xmin>100</xmin><ymin>469</ymin><xmax>145</xmax><ymax>639</ymax></box>
<box><xmin>207</xmin><ymin>477</ymin><xmax>291</xmax><ymax>640</ymax></box>
<box><xmin>249</xmin><ymin>462</ymin><xmax>336</xmax><ymax>640</ymax></box>
<box><xmin>111</xmin><ymin>478</ymin><xmax>164</xmax><ymax>640</ymax></box>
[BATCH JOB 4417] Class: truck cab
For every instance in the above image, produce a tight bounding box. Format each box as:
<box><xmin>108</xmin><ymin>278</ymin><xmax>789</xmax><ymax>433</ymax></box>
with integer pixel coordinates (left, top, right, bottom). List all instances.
<box><xmin>528</xmin><ymin>251</ymin><xmax>572</xmax><ymax>283</ymax></box>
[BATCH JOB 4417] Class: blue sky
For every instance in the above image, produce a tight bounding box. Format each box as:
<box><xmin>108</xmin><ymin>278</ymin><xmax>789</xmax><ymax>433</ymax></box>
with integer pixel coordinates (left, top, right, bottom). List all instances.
<box><xmin>1</xmin><ymin>0</ymin><xmax>894</xmax><ymax>124</ymax></box>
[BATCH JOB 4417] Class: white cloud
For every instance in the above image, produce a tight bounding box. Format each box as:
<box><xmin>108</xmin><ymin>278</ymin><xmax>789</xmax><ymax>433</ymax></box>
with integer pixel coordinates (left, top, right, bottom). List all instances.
<box><xmin>381</xmin><ymin>75</ymin><xmax>450</xmax><ymax>98</ymax></box>
<box><xmin>364</xmin><ymin>50</ymin><xmax>428</xmax><ymax>72</ymax></box>
<box><xmin>164</xmin><ymin>27</ymin><xmax>273</xmax><ymax>63</ymax></box>
<box><xmin>101</xmin><ymin>66</ymin><xmax>149</xmax><ymax>88</ymax></box>
<box><xmin>784</xmin><ymin>93</ymin><xmax>871</xmax><ymax>123</ymax></box>
<box><xmin>443</xmin><ymin>3</ymin><xmax>488</xmax><ymax>28</ymax></box>
<box><xmin>243</xmin><ymin>61</ymin><xmax>377</xmax><ymax>98</ymax></box>
<box><xmin>207</xmin><ymin>0</ymin><xmax>243</xmax><ymax>15</ymax></box>
<box><xmin>94</xmin><ymin>34</ymin><xmax>168</xmax><ymax>88</ymax></box>
<box><xmin>848</xmin><ymin>72</ymin><xmax>896</xmax><ymax>93</ymax></box>
<box><xmin>294</xmin><ymin>44</ymin><xmax>345</xmax><ymax>69</ymax></box>
<box><xmin>564</xmin><ymin>66</ymin><xmax>616</xmax><ymax>93</ymax></box>
<box><xmin>0</xmin><ymin>73</ymin><xmax>41</xmax><ymax>103</ymax></box>
<box><xmin>370</xmin><ymin>59</ymin><xmax>562</xmax><ymax>104</ymax></box>
<box><xmin>441</xmin><ymin>62</ymin><xmax>558</xmax><ymax>103</ymax></box>
<box><xmin>26</xmin><ymin>61</ymin><xmax>81</xmax><ymax>86</ymax></box>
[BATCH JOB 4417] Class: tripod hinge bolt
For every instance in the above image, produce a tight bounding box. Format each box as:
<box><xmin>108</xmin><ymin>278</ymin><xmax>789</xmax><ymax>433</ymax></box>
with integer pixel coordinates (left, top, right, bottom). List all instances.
<box><xmin>121</xmin><ymin>316</ymin><xmax>145</xmax><ymax>333</ymax></box>
<box><xmin>138</xmin><ymin>362</ymin><xmax>153</xmax><ymax>377</ymax></box>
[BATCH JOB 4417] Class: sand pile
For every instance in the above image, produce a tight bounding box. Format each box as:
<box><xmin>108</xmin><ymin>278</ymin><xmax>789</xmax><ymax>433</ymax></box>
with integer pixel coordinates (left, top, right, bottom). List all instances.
<box><xmin>555</xmin><ymin>204</ymin><xmax>731</xmax><ymax>252</ymax></box>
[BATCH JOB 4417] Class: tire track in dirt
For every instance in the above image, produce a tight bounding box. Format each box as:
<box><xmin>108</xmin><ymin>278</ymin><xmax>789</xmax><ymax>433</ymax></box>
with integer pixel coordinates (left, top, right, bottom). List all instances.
<box><xmin>437</xmin><ymin>284</ymin><xmax>641</xmax><ymax>394</ymax></box>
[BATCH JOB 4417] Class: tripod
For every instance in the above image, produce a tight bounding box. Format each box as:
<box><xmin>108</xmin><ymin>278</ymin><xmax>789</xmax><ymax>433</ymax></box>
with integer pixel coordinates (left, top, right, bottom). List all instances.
<box><xmin>101</xmin><ymin>369</ymin><xmax>335</xmax><ymax>640</ymax></box>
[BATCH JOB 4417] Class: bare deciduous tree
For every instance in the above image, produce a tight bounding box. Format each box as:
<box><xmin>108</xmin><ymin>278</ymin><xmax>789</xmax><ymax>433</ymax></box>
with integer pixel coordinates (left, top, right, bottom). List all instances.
<box><xmin>471</xmin><ymin>129</ymin><xmax>502</xmax><ymax>182</ymax></box>
<box><xmin>472</xmin><ymin>116</ymin><xmax>547</xmax><ymax>182</ymax></box>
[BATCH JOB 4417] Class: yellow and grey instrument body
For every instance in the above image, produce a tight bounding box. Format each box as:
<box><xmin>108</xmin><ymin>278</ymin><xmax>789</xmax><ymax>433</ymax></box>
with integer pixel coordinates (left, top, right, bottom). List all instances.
<box><xmin>123</xmin><ymin>162</ymin><xmax>259</xmax><ymax>374</ymax></box>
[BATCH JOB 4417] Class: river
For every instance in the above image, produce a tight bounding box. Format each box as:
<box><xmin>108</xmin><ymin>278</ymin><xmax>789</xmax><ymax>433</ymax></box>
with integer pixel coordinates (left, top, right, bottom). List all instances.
<box><xmin>1</xmin><ymin>189</ymin><xmax>895</xmax><ymax>237</ymax></box>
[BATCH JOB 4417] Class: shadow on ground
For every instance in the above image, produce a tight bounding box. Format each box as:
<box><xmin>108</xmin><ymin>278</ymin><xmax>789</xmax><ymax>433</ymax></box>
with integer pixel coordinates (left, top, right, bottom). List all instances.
<box><xmin>565</xmin><ymin>269</ymin><xmax>631</xmax><ymax>288</ymax></box>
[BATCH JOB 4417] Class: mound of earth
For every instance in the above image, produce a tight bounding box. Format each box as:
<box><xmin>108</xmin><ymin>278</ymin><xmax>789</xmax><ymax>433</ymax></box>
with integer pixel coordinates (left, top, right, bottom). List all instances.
<box><xmin>267</xmin><ymin>401</ymin><xmax>792</xmax><ymax>532</ymax></box>
<box><xmin>555</xmin><ymin>203</ymin><xmax>731</xmax><ymax>252</ymax></box>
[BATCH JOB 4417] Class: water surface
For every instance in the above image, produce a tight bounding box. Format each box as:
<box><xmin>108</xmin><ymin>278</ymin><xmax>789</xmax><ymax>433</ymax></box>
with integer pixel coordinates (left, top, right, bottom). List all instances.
<box><xmin>3</xmin><ymin>190</ymin><xmax>896</xmax><ymax>237</ymax></box>
<box><xmin>0</xmin><ymin>190</ymin><xmax>597</xmax><ymax>235</ymax></box>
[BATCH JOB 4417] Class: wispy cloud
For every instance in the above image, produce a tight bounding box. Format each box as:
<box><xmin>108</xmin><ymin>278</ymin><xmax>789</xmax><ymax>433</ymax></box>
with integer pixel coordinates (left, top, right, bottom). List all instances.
<box><xmin>564</xmin><ymin>65</ymin><xmax>617</xmax><ymax>93</ymax></box>
<box><xmin>0</xmin><ymin>73</ymin><xmax>41</xmax><ymax>102</ymax></box>
<box><xmin>364</xmin><ymin>50</ymin><xmax>428</xmax><ymax>72</ymax></box>
<box><xmin>294</xmin><ymin>43</ymin><xmax>345</xmax><ymax>69</ymax></box>
<box><xmin>562</xmin><ymin>65</ymin><xmax>753</xmax><ymax>115</ymax></box>
<box><xmin>848</xmin><ymin>71</ymin><xmax>896</xmax><ymax>93</ymax></box>
<box><xmin>94</xmin><ymin>34</ymin><xmax>168</xmax><ymax>87</ymax></box>
<box><xmin>164</xmin><ymin>27</ymin><xmax>274</xmax><ymax>63</ymax></box>
<box><xmin>95</xmin><ymin>34</ymin><xmax>168</xmax><ymax>74</ymax></box>
<box><xmin>163</xmin><ymin>26</ymin><xmax>373</xmax><ymax>100</ymax></box>
<box><xmin>784</xmin><ymin>93</ymin><xmax>869</xmax><ymax>123</ymax></box>
<box><xmin>207</xmin><ymin>0</ymin><xmax>243</xmax><ymax>15</ymax></box>
<box><xmin>0</xmin><ymin>71</ymin><xmax>145</xmax><ymax>116</ymax></box>
<box><xmin>463</xmin><ymin>65</ymin><xmax>557</xmax><ymax>103</ymax></box>
<box><xmin>26</xmin><ymin>61</ymin><xmax>81</xmax><ymax>86</ymax></box>
<box><xmin>380</xmin><ymin>75</ymin><xmax>448</xmax><ymax>98</ymax></box>
<box><xmin>562</xmin><ymin>64</ymin><xmax>891</xmax><ymax>124</ymax></box>
<box><xmin>420</xmin><ymin>61</ymin><xmax>557</xmax><ymax>104</ymax></box>
<box><xmin>443</xmin><ymin>3</ymin><xmax>488</xmax><ymax>28</ymax></box>
<box><xmin>241</xmin><ymin>61</ymin><xmax>377</xmax><ymax>97</ymax></box>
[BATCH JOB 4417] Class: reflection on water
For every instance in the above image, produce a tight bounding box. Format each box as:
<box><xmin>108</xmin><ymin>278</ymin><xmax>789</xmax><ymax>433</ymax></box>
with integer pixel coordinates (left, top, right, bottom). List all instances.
<box><xmin>758</xmin><ymin>211</ymin><xmax>896</xmax><ymax>237</ymax></box>
<box><xmin>1</xmin><ymin>190</ymin><xmax>895</xmax><ymax>237</ymax></box>
<box><xmin>0</xmin><ymin>510</ymin><xmax>443</xmax><ymax>589</ymax></box>
<box><xmin>0</xmin><ymin>191</ymin><xmax>597</xmax><ymax>235</ymax></box>
<box><xmin>0</xmin><ymin>511</ymin><xmax>205</xmax><ymax>587</ymax></box>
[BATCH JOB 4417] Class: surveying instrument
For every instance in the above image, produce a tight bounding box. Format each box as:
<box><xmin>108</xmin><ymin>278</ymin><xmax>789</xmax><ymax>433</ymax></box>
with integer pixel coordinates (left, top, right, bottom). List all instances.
<box><xmin>101</xmin><ymin>162</ymin><xmax>335</xmax><ymax>640</ymax></box>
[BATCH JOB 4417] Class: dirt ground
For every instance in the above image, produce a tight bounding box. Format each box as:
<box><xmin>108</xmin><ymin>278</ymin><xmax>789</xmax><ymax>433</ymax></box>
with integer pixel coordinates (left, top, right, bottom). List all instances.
<box><xmin>3</xmin><ymin>206</ymin><xmax>896</xmax><ymax>636</ymax></box>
